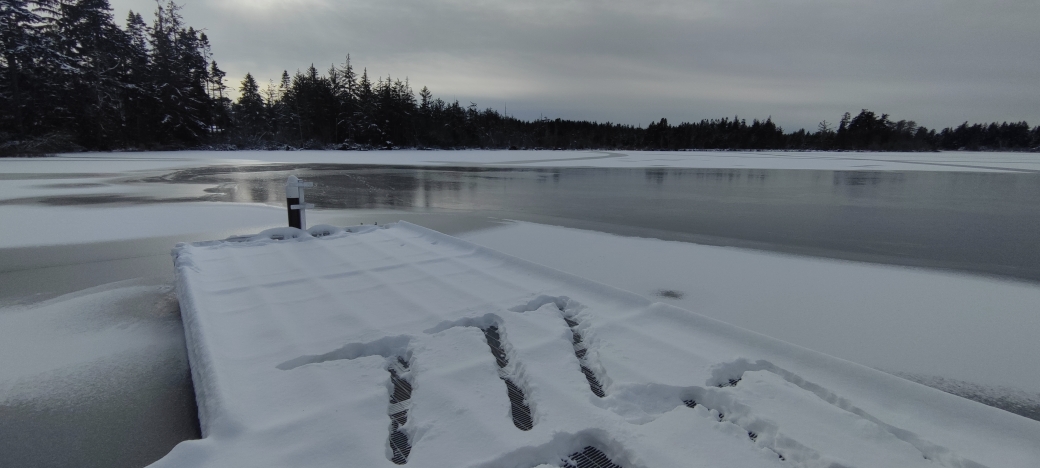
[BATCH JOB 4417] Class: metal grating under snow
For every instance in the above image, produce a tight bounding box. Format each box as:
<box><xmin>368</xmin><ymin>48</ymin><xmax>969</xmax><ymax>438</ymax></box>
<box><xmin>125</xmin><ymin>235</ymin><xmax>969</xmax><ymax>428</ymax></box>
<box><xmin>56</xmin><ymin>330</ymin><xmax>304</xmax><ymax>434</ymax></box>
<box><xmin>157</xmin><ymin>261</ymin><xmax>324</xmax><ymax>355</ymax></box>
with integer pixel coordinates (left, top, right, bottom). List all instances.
<box><xmin>563</xmin><ymin>317</ymin><xmax>605</xmax><ymax>397</ymax></box>
<box><xmin>561</xmin><ymin>446</ymin><xmax>624</xmax><ymax>468</ymax></box>
<box><xmin>482</xmin><ymin>326</ymin><xmax>534</xmax><ymax>431</ymax></box>
<box><xmin>388</xmin><ymin>358</ymin><xmax>413</xmax><ymax>464</ymax></box>
<box><xmin>718</xmin><ymin>378</ymin><xmax>742</xmax><ymax>388</ymax></box>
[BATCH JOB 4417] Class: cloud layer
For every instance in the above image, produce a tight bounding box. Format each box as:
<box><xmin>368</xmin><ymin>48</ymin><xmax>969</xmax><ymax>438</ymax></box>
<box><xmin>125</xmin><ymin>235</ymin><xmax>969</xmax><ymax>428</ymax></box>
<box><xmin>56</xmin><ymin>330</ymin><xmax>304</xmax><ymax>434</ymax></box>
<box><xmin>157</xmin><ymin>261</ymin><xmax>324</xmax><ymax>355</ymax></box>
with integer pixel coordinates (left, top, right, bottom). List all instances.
<box><xmin>112</xmin><ymin>0</ymin><xmax>1040</xmax><ymax>130</ymax></box>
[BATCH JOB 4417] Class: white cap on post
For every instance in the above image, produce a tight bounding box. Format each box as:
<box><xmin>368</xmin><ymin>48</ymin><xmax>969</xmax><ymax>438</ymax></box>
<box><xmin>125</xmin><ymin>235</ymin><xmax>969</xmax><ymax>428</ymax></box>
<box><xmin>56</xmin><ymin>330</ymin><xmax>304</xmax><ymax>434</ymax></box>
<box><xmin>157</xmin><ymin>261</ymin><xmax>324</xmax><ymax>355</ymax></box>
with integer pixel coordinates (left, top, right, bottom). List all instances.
<box><xmin>286</xmin><ymin>175</ymin><xmax>300</xmax><ymax>199</ymax></box>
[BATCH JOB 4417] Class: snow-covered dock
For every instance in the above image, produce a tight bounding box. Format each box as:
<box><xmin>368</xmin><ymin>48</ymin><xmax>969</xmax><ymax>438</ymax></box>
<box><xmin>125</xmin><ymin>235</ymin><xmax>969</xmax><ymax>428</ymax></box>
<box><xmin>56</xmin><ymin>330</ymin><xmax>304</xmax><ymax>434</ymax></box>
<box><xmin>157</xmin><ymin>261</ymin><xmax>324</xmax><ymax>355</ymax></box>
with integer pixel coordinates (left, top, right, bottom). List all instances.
<box><xmin>158</xmin><ymin>222</ymin><xmax>1039</xmax><ymax>468</ymax></box>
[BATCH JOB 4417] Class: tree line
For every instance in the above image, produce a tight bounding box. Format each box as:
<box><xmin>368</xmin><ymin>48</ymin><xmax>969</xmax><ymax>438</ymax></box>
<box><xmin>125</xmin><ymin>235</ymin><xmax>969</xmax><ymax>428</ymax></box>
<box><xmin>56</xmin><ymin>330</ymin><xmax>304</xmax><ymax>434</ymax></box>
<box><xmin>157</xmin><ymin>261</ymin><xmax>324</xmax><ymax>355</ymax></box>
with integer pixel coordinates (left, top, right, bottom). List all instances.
<box><xmin>2</xmin><ymin>0</ymin><xmax>227</xmax><ymax>152</ymax></box>
<box><xmin>3</xmin><ymin>0</ymin><xmax>1039</xmax><ymax>154</ymax></box>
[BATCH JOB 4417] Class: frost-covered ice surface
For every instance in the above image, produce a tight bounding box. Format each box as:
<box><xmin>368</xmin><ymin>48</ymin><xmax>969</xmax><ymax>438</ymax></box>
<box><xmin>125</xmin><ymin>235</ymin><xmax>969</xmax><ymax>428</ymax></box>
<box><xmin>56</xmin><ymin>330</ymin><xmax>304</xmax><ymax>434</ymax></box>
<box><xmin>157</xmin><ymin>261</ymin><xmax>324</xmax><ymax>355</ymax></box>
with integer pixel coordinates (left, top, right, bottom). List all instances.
<box><xmin>5</xmin><ymin>149</ymin><xmax>1040</xmax><ymax>173</ymax></box>
<box><xmin>895</xmin><ymin>373</ymin><xmax>1040</xmax><ymax>423</ymax></box>
<box><xmin>459</xmin><ymin>221</ymin><xmax>1040</xmax><ymax>394</ymax></box>
<box><xmin>161</xmin><ymin>222</ymin><xmax>1039</xmax><ymax>468</ymax></box>
<box><xmin>0</xmin><ymin>280</ymin><xmax>200</xmax><ymax>468</ymax></box>
<box><xmin>0</xmin><ymin>203</ymin><xmax>284</xmax><ymax>248</ymax></box>
<box><xmin>0</xmin><ymin>281</ymin><xmax>180</xmax><ymax>396</ymax></box>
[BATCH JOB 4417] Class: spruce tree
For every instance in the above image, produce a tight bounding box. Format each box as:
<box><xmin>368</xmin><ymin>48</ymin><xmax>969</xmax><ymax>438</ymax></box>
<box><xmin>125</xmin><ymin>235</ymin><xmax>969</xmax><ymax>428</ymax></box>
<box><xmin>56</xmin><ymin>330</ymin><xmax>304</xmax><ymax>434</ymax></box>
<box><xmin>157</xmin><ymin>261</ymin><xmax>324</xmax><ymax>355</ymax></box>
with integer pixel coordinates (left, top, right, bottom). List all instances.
<box><xmin>122</xmin><ymin>10</ymin><xmax>152</xmax><ymax>145</ymax></box>
<box><xmin>355</xmin><ymin>68</ymin><xmax>376</xmax><ymax>144</ymax></box>
<box><xmin>419</xmin><ymin>86</ymin><xmax>432</xmax><ymax>114</ymax></box>
<box><xmin>55</xmin><ymin>0</ymin><xmax>130</xmax><ymax>148</ymax></box>
<box><xmin>208</xmin><ymin>60</ymin><xmax>230</xmax><ymax>134</ymax></box>
<box><xmin>149</xmin><ymin>1</ymin><xmax>211</xmax><ymax>143</ymax></box>
<box><xmin>1</xmin><ymin>0</ymin><xmax>65</xmax><ymax>140</ymax></box>
<box><xmin>233</xmin><ymin>72</ymin><xmax>265</xmax><ymax>139</ymax></box>
<box><xmin>337</xmin><ymin>54</ymin><xmax>357</xmax><ymax>142</ymax></box>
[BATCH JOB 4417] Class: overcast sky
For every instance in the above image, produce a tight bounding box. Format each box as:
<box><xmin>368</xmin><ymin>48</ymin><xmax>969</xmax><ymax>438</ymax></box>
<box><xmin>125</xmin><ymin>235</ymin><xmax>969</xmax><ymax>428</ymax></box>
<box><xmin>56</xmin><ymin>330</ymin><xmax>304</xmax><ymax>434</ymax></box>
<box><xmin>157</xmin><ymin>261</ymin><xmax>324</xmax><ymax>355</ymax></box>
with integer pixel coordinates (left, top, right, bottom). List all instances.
<box><xmin>110</xmin><ymin>0</ymin><xmax>1039</xmax><ymax>131</ymax></box>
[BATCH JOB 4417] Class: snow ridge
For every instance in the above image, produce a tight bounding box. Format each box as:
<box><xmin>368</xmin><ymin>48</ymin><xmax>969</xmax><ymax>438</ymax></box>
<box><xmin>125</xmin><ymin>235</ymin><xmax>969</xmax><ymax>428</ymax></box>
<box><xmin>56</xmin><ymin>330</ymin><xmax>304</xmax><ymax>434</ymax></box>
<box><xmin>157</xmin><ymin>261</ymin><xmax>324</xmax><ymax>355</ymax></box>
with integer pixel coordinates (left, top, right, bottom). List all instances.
<box><xmin>276</xmin><ymin>336</ymin><xmax>418</xmax><ymax>464</ymax></box>
<box><xmin>424</xmin><ymin>314</ymin><xmax>535</xmax><ymax>431</ymax></box>
<box><xmin>709</xmin><ymin>359</ymin><xmax>988</xmax><ymax>468</ymax></box>
<box><xmin>510</xmin><ymin>296</ymin><xmax>610</xmax><ymax>398</ymax></box>
<box><xmin>276</xmin><ymin>335</ymin><xmax>412</xmax><ymax>370</ymax></box>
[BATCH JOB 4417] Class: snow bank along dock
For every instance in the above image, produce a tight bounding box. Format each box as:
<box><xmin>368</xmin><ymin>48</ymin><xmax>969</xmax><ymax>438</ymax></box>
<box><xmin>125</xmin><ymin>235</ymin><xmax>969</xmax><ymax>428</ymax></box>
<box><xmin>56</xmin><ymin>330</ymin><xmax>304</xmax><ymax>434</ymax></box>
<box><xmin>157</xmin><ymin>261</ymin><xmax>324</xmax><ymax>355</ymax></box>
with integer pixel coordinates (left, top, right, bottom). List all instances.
<box><xmin>159</xmin><ymin>221</ymin><xmax>1040</xmax><ymax>467</ymax></box>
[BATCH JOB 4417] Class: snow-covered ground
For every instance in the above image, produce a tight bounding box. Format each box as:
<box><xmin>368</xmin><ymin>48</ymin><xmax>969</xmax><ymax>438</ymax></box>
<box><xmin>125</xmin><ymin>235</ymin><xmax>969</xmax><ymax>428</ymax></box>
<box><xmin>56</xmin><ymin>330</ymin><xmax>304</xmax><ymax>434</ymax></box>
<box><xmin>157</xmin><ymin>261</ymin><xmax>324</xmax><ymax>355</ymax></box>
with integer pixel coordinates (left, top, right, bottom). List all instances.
<box><xmin>3</xmin><ymin>149</ymin><xmax>1040</xmax><ymax>173</ymax></box>
<box><xmin>458</xmin><ymin>221</ymin><xmax>1040</xmax><ymax>395</ymax></box>
<box><xmin>160</xmin><ymin>222</ymin><xmax>1040</xmax><ymax>468</ymax></box>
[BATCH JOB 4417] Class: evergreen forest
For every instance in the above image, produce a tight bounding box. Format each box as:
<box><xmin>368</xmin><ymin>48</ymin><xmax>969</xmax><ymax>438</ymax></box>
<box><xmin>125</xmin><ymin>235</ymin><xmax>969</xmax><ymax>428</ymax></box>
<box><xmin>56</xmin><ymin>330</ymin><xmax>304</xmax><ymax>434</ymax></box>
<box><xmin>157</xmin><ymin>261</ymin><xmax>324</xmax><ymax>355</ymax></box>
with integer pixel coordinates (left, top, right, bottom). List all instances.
<box><xmin>3</xmin><ymin>0</ymin><xmax>1039</xmax><ymax>155</ymax></box>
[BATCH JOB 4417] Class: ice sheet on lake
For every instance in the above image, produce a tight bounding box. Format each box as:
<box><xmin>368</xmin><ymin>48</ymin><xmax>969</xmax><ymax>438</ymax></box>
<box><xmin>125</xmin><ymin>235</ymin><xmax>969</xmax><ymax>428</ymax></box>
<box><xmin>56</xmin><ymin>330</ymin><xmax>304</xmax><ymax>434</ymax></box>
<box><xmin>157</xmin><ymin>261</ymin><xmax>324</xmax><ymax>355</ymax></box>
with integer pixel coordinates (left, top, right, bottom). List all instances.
<box><xmin>0</xmin><ymin>280</ymin><xmax>182</xmax><ymax>398</ymax></box>
<box><xmin>0</xmin><ymin>280</ymin><xmax>199</xmax><ymax>467</ymax></box>
<box><xmin>158</xmin><ymin>222</ymin><xmax>1039</xmax><ymax>468</ymax></box>
<box><xmin>5</xmin><ymin>149</ymin><xmax>1039</xmax><ymax>173</ymax></box>
<box><xmin>459</xmin><ymin>221</ymin><xmax>1040</xmax><ymax>393</ymax></box>
<box><xmin>0</xmin><ymin>203</ymin><xmax>284</xmax><ymax>248</ymax></box>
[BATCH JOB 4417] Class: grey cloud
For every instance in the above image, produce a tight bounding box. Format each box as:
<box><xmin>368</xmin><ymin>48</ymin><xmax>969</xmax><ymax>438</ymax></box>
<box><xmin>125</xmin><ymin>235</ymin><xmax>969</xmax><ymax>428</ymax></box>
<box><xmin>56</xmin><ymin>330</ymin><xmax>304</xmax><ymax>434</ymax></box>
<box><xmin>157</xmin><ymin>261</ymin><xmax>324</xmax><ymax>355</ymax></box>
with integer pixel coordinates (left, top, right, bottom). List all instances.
<box><xmin>111</xmin><ymin>0</ymin><xmax>1040</xmax><ymax>130</ymax></box>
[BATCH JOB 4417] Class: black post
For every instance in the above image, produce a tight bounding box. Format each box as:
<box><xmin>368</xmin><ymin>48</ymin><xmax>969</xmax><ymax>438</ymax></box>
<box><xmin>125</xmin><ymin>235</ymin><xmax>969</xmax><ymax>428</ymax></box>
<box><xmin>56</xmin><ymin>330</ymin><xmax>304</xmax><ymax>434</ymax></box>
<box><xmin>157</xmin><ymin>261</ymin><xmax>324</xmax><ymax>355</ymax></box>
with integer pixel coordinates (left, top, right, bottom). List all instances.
<box><xmin>286</xmin><ymin>175</ymin><xmax>302</xmax><ymax>229</ymax></box>
<box><xmin>287</xmin><ymin>197</ymin><xmax>302</xmax><ymax>229</ymax></box>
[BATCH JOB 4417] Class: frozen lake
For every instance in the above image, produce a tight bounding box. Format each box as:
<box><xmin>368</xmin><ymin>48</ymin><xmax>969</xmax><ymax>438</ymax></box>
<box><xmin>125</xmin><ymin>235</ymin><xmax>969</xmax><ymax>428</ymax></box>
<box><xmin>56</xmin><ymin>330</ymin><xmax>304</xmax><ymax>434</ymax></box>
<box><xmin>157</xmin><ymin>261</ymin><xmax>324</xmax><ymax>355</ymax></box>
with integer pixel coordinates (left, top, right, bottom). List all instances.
<box><xmin>2</xmin><ymin>151</ymin><xmax>1039</xmax><ymax>467</ymax></box>
<box><xmin>148</xmin><ymin>163</ymin><xmax>1040</xmax><ymax>282</ymax></box>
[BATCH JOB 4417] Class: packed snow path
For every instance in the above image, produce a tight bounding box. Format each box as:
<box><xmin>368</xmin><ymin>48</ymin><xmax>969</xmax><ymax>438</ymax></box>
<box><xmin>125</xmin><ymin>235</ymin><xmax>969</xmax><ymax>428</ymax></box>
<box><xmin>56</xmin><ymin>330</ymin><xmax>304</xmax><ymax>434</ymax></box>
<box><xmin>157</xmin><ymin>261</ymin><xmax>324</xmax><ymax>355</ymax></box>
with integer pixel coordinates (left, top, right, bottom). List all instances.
<box><xmin>159</xmin><ymin>222</ymin><xmax>1040</xmax><ymax>468</ymax></box>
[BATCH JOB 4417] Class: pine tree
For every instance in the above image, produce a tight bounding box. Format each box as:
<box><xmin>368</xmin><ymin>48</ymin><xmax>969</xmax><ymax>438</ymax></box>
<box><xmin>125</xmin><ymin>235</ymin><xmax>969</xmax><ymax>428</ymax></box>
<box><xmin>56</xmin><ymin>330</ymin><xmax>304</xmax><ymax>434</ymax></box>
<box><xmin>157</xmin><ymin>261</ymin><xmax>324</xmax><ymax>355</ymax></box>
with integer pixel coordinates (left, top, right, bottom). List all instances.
<box><xmin>355</xmin><ymin>68</ymin><xmax>376</xmax><ymax>144</ymax></box>
<box><xmin>286</xmin><ymin>64</ymin><xmax>337</xmax><ymax>144</ymax></box>
<box><xmin>233</xmin><ymin>72</ymin><xmax>265</xmax><ymax>140</ymax></box>
<box><xmin>149</xmin><ymin>0</ymin><xmax>211</xmax><ymax>143</ymax></box>
<box><xmin>419</xmin><ymin>86</ymin><xmax>431</xmax><ymax>114</ymax></box>
<box><xmin>122</xmin><ymin>9</ymin><xmax>152</xmax><ymax>145</ymax></box>
<box><xmin>55</xmin><ymin>0</ymin><xmax>131</xmax><ymax>148</ymax></box>
<box><xmin>208</xmin><ymin>60</ymin><xmax>230</xmax><ymax>134</ymax></box>
<box><xmin>1</xmin><ymin>0</ymin><xmax>65</xmax><ymax>140</ymax></box>
<box><xmin>326</xmin><ymin>63</ymin><xmax>345</xmax><ymax>142</ymax></box>
<box><xmin>336</xmin><ymin>54</ymin><xmax>357</xmax><ymax>142</ymax></box>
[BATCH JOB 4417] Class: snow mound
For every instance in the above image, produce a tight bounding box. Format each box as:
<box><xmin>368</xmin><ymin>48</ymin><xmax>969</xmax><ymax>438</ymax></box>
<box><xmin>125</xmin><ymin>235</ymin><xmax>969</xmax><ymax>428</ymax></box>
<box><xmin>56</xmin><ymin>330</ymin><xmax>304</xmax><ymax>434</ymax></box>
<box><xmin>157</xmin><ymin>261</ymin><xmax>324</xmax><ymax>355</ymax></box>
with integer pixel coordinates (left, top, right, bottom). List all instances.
<box><xmin>158</xmin><ymin>222</ymin><xmax>1040</xmax><ymax>467</ymax></box>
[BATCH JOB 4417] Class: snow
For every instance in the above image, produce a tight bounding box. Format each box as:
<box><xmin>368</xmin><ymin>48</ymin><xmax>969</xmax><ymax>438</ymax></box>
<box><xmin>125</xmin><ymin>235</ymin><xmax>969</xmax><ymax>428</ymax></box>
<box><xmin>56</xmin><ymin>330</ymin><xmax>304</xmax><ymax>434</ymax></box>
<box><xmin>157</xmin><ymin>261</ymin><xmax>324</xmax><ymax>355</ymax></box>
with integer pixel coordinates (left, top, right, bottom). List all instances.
<box><xmin>0</xmin><ymin>175</ymin><xmax>222</xmax><ymax>204</ymax></box>
<box><xmin>5</xmin><ymin>150</ymin><xmax>1040</xmax><ymax>465</ymax></box>
<box><xmin>0</xmin><ymin>177</ymin><xmax>121</xmax><ymax>200</ymax></box>
<box><xmin>0</xmin><ymin>203</ymin><xmax>285</xmax><ymax>248</ymax></box>
<box><xmin>158</xmin><ymin>221</ymin><xmax>1040</xmax><ymax>468</ymax></box>
<box><xmin>5</xmin><ymin>149</ymin><xmax>1040</xmax><ymax>173</ymax></box>
<box><xmin>0</xmin><ymin>280</ymin><xmax>183</xmax><ymax>399</ymax></box>
<box><xmin>0</xmin><ymin>281</ymin><xmax>202</xmax><ymax>467</ymax></box>
<box><xmin>459</xmin><ymin>221</ymin><xmax>1040</xmax><ymax>393</ymax></box>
